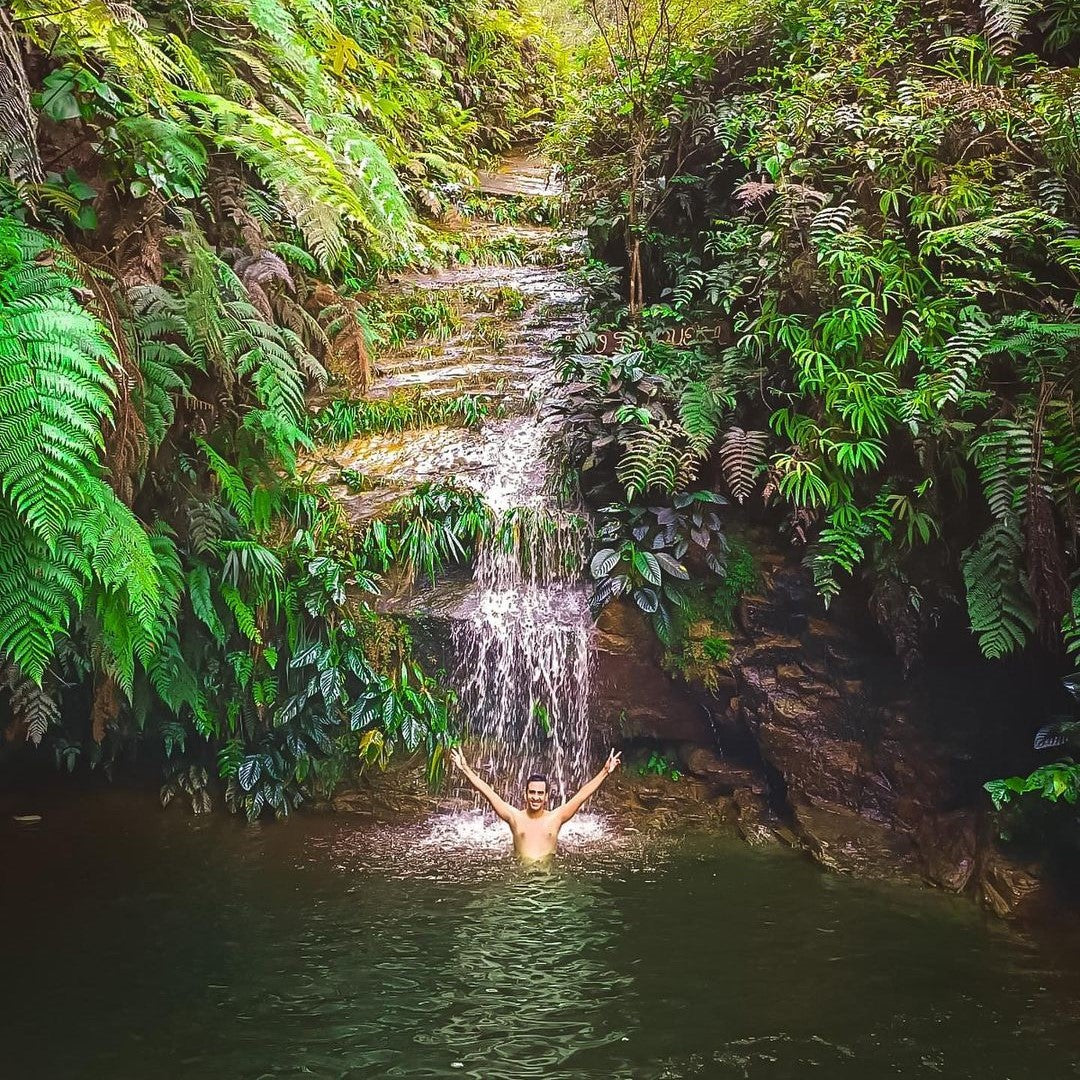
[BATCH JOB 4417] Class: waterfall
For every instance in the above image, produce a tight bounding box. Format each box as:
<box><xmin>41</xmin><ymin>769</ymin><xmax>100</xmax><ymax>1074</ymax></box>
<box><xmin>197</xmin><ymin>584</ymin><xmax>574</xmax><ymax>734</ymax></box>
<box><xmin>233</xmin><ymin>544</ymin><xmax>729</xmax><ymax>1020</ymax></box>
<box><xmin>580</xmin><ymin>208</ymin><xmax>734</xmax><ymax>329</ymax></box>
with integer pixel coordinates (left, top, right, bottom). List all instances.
<box><xmin>300</xmin><ymin>182</ymin><xmax>595</xmax><ymax>811</ymax></box>
<box><xmin>450</xmin><ymin>417</ymin><xmax>594</xmax><ymax>805</ymax></box>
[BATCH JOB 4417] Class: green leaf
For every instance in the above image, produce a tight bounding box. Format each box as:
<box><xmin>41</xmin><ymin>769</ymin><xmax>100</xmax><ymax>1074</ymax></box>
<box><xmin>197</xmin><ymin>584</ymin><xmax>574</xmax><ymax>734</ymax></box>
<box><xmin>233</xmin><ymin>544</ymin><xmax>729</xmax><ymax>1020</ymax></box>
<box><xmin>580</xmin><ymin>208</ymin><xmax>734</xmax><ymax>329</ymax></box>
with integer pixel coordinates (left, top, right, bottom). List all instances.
<box><xmin>590</xmin><ymin>547</ymin><xmax>621</xmax><ymax>577</ymax></box>
<box><xmin>188</xmin><ymin>564</ymin><xmax>226</xmax><ymax>644</ymax></box>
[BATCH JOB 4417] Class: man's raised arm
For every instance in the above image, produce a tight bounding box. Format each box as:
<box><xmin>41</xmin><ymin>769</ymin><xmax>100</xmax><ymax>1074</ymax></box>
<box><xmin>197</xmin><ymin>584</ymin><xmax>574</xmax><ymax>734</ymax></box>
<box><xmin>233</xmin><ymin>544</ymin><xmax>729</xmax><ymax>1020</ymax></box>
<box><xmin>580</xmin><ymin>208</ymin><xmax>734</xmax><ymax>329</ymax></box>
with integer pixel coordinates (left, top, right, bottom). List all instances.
<box><xmin>554</xmin><ymin>749</ymin><xmax>621</xmax><ymax>824</ymax></box>
<box><xmin>449</xmin><ymin>747</ymin><xmax>516</xmax><ymax>823</ymax></box>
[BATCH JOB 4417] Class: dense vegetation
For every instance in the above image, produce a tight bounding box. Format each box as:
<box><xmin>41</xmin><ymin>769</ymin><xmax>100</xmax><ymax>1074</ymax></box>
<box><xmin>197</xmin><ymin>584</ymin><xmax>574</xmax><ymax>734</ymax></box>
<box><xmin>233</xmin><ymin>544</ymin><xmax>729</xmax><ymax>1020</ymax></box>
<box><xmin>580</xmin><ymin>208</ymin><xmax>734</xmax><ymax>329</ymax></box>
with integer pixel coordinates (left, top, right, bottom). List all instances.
<box><xmin>549</xmin><ymin>0</ymin><xmax>1080</xmax><ymax>808</ymax></box>
<box><xmin>0</xmin><ymin>0</ymin><xmax>558</xmax><ymax>814</ymax></box>
<box><xmin>11</xmin><ymin>0</ymin><xmax>1080</xmax><ymax>829</ymax></box>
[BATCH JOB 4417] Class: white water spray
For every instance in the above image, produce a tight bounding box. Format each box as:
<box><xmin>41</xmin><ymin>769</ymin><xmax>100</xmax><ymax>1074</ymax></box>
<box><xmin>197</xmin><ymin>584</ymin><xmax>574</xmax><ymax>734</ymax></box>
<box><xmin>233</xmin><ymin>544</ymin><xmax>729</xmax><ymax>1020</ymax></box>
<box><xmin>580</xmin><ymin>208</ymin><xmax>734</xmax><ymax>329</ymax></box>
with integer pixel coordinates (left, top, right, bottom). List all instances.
<box><xmin>451</xmin><ymin>417</ymin><xmax>594</xmax><ymax>804</ymax></box>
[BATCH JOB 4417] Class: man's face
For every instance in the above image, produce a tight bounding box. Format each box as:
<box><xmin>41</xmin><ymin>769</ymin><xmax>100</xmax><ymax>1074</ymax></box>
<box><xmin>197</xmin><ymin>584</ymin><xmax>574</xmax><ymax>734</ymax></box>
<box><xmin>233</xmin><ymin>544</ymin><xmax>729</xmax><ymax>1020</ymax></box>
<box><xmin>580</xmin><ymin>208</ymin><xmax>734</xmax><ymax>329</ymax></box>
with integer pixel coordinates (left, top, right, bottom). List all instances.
<box><xmin>525</xmin><ymin>781</ymin><xmax>548</xmax><ymax>812</ymax></box>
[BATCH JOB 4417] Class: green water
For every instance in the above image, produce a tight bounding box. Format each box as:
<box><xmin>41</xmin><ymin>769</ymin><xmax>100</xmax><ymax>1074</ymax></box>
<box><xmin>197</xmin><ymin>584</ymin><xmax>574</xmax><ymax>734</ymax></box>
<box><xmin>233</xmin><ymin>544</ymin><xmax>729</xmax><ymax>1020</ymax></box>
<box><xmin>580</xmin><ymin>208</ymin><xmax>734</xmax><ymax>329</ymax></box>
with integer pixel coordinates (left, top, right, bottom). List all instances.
<box><xmin>3</xmin><ymin>791</ymin><xmax>1080</xmax><ymax>1079</ymax></box>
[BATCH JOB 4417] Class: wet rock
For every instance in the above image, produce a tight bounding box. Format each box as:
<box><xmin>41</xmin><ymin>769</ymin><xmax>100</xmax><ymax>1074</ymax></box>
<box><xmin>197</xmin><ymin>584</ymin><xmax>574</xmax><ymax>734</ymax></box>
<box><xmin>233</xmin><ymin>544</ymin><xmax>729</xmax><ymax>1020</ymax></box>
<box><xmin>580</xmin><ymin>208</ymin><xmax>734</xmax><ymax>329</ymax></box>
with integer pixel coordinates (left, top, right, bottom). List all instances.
<box><xmin>732</xmin><ymin>787</ymin><xmax>782</xmax><ymax>846</ymax></box>
<box><xmin>915</xmin><ymin>811</ymin><xmax>978</xmax><ymax>892</ymax></box>
<box><xmin>775</xmin><ymin>662</ymin><xmax>804</xmax><ymax>686</ymax></box>
<box><xmin>980</xmin><ymin>852</ymin><xmax>1046</xmax><ymax>918</ymax></box>
<box><xmin>591</xmin><ymin>601</ymin><xmax>713</xmax><ymax>746</ymax></box>
<box><xmin>679</xmin><ymin>746</ymin><xmax>760</xmax><ymax>792</ymax></box>
<box><xmin>789</xmin><ymin>792</ymin><xmax>918</xmax><ymax>877</ymax></box>
<box><xmin>717</xmin><ymin>537</ymin><xmax>1047</xmax><ymax>905</ymax></box>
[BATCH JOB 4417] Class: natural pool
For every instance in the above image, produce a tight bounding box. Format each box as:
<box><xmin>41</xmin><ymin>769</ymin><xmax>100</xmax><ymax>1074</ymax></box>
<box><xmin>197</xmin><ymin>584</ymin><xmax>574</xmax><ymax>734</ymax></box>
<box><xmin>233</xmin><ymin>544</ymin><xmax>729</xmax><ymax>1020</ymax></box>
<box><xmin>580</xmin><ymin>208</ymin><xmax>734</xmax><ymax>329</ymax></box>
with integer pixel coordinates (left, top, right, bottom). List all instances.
<box><xmin>3</xmin><ymin>791</ymin><xmax>1080</xmax><ymax>1079</ymax></box>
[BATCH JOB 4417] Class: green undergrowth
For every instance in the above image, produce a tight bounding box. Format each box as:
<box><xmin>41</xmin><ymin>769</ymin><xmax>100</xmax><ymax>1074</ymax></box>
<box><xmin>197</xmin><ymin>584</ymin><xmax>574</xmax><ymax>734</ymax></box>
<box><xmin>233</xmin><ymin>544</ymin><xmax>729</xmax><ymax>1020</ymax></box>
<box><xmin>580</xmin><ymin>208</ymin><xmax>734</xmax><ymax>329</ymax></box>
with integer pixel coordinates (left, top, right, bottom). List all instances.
<box><xmin>359</xmin><ymin>281</ymin><xmax>526</xmax><ymax>356</ymax></box>
<box><xmin>661</xmin><ymin>544</ymin><xmax>756</xmax><ymax>693</ymax></box>
<box><xmin>457</xmin><ymin>192</ymin><xmax>561</xmax><ymax>227</ymax></box>
<box><xmin>0</xmin><ymin>0</ymin><xmax>562</xmax><ymax>816</ymax></box>
<box><xmin>466</xmin><ymin>284</ymin><xmax>527</xmax><ymax>316</ymax></box>
<box><xmin>552</xmin><ymin>0</ymin><xmax>1080</xmax><ymax>832</ymax></box>
<box><xmin>638</xmin><ymin>750</ymin><xmax>682</xmax><ymax>781</ymax></box>
<box><xmin>429</xmin><ymin>227</ymin><xmax>555</xmax><ymax>267</ymax></box>
<box><xmin>553</xmin><ymin>0</ymin><xmax>1080</xmax><ymax>669</ymax></box>
<box><xmin>309</xmin><ymin>390</ymin><xmax>500</xmax><ymax>442</ymax></box>
<box><xmin>364</xmin><ymin>288</ymin><xmax>465</xmax><ymax>349</ymax></box>
<box><xmin>356</xmin><ymin>480</ymin><xmax>491</xmax><ymax>586</ymax></box>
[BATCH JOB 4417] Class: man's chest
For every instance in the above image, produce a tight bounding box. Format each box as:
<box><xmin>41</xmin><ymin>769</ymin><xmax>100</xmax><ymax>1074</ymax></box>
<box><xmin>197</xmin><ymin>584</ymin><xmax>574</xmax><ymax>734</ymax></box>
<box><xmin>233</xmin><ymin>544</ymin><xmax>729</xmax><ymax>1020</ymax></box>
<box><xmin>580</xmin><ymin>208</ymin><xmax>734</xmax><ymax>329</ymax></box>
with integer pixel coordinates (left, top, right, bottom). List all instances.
<box><xmin>512</xmin><ymin>814</ymin><xmax>558</xmax><ymax>841</ymax></box>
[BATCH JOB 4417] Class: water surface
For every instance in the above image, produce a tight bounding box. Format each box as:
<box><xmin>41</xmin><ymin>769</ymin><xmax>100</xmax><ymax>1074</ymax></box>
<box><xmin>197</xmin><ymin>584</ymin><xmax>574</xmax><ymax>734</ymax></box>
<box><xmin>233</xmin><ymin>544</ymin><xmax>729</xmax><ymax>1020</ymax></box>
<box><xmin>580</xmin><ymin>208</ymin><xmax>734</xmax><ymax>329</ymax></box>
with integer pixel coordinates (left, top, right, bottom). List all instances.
<box><xmin>3</xmin><ymin>791</ymin><xmax>1079</xmax><ymax>1079</ymax></box>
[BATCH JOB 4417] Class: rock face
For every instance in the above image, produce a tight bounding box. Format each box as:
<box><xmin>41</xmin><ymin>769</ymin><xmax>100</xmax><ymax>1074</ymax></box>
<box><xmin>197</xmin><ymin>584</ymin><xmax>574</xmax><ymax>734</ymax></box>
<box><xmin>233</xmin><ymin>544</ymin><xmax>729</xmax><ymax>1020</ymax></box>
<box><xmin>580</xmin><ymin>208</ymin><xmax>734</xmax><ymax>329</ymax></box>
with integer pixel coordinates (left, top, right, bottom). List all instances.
<box><xmin>590</xmin><ymin>601</ymin><xmax>713</xmax><ymax>747</ymax></box>
<box><xmin>588</xmin><ymin>544</ymin><xmax>1053</xmax><ymax>918</ymax></box>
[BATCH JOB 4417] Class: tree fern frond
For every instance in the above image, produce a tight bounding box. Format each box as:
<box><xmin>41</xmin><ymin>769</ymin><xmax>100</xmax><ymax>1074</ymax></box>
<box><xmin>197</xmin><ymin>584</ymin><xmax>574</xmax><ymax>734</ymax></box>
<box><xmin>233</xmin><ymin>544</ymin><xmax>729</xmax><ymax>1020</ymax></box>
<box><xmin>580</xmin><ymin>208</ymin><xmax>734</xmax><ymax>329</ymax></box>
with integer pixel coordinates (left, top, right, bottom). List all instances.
<box><xmin>980</xmin><ymin>0</ymin><xmax>1039</xmax><ymax>54</ymax></box>
<box><xmin>197</xmin><ymin>438</ymin><xmax>254</xmax><ymax>527</ymax></box>
<box><xmin>0</xmin><ymin>9</ymin><xmax>43</xmax><ymax>183</ymax></box>
<box><xmin>968</xmin><ymin>419</ymin><xmax>1032</xmax><ymax>522</ymax></box>
<box><xmin>678</xmin><ymin>381</ymin><xmax>722</xmax><ymax>457</ymax></box>
<box><xmin>962</xmin><ymin>520</ymin><xmax>1036</xmax><ymax>658</ymax></box>
<box><xmin>179</xmin><ymin>93</ymin><xmax>414</xmax><ymax>267</ymax></box>
<box><xmin>922</xmin><ymin>208</ymin><xmax>1062</xmax><ymax>257</ymax></box>
<box><xmin>221</xmin><ymin>582</ymin><xmax>263</xmax><ymax>643</ymax></box>
<box><xmin>0</xmin><ymin>508</ymin><xmax>87</xmax><ymax>679</ymax></box>
<box><xmin>720</xmin><ymin>427</ymin><xmax>768</xmax><ymax>503</ymax></box>
<box><xmin>14</xmin><ymin>0</ymin><xmax>184</xmax><ymax>107</ymax></box>
<box><xmin>0</xmin><ymin>220</ymin><xmax>118</xmax><ymax>543</ymax></box>
<box><xmin>617</xmin><ymin>424</ymin><xmax>698</xmax><ymax>500</ymax></box>
<box><xmin>2</xmin><ymin>663</ymin><xmax>60</xmax><ymax>745</ymax></box>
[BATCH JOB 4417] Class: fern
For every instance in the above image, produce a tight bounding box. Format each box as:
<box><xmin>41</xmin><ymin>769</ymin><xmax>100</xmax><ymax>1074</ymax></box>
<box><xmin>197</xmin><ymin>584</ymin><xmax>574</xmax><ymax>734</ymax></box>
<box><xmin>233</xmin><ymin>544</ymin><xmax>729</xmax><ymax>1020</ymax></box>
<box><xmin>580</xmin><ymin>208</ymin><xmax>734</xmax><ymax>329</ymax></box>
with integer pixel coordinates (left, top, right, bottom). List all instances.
<box><xmin>132</xmin><ymin>220</ymin><xmax>323</xmax><ymax>458</ymax></box>
<box><xmin>12</xmin><ymin>0</ymin><xmax>189</xmax><ymax>108</ymax></box>
<box><xmin>128</xmin><ymin>307</ymin><xmax>191</xmax><ymax>453</ymax></box>
<box><xmin>0</xmin><ymin>219</ymin><xmax>118</xmax><ymax>542</ymax></box>
<box><xmin>0</xmin><ymin>9</ymin><xmax>43</xmax><ymax>183</ymax></box>
<box><xmin>809</xmin><ymin>201</ymin><xmax>856</xmax><ymax>245</ymax></box>
<box><xmin>0</xmin><ymin>221</ymin><xmax>182</xmax><ymax>682</ymax></box>
<box><xmin>720</xmin><ymin>427</ymin><xmax>768</xmax><ymax>503</ymax></box>
<box><xmin>678</xmin><ymin>381</ymin><xmax>722</xmax><ymax>457</ymax></box>
<box><xmin>617</xmin><ymin>424</ymin><xmax>698</xmax><ymax>500</ymax></box>
<box><xmin>963</xmin><ymin>521</ymin><xmax>1036</xmax><ymax>658</ymax></box>
<box><xmin>222</xmin><ymin>582</ymin><xmax>263</xmax><ymax>643</ymax></box>
<box><xmin>926</xmin><ymin>316</ymin><xmax>990</xmax><ymax>407</ymax></box>
<box><xmin>197</xmin><ymin>438</ymin><xmax>254</xmax><ymax>527</ymax></box>
<box><xmin>2</xmin><ymin>664</ymin><xmax>59</xmax><ymax>745</ymax></box>
<box><xmin>180</xmin><ymin>93</ymin><xmax>414</xmax><ymax>268</ymax></box>
<box><xmin>188</xmin><ymin>563</ymin><xmax>226</xmax><ymax>644</ymax></box>
<box><xmin>81</xmin><ymin>514</ymin><xmax>179</xmax><ymax>696</ymax></box>
<box><xmin>922</xmin><ymin>208</ymin><xmax>1062</xmax><ymax>258</ymax></box>
<box><xmin>980</xmin><ymin>0</ymin><xmax>1039</xmax><ymax>53</ymax></box>
<box><xmin>968</xmin><ymin>420</ymin><xmax>1032</xmax><ymax>522</ymax></box>
<box><xmin>110</xmin><ymin>116</ymin><xmax>208</xmax><ymax>197</ymax></box>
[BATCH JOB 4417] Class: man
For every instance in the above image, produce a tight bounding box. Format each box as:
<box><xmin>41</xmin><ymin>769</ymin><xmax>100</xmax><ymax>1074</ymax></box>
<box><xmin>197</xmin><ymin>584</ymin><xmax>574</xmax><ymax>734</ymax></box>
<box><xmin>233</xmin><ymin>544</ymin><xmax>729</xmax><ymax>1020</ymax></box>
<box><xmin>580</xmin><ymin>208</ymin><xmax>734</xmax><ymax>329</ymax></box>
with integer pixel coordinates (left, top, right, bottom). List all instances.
<box><xmin>449</xmin><ymin>747</ymin><xmax>621</xmax><ymax>861</ymax></box>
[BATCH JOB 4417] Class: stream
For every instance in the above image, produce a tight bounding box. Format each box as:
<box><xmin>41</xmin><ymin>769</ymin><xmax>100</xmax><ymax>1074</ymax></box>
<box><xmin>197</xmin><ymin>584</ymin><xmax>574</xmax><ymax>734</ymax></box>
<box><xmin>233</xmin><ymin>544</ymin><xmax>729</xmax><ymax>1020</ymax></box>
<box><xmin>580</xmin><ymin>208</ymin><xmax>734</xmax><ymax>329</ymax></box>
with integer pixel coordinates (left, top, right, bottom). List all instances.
<box><xmin>308</xmin><ymin>176</ymin><xmax>594</xmax><ymax>802</ymax></box>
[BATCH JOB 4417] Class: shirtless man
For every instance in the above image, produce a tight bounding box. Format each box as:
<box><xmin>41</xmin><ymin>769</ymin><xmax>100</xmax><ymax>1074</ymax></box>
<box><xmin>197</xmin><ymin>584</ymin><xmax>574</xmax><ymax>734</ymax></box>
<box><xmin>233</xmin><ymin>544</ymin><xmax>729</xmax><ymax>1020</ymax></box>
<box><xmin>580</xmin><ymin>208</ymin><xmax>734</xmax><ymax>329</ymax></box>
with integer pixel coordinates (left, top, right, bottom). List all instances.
<box><xmin>449</xmin><ymin>747</ymin><xmax>621</xmax><ymax>861</ymax></box>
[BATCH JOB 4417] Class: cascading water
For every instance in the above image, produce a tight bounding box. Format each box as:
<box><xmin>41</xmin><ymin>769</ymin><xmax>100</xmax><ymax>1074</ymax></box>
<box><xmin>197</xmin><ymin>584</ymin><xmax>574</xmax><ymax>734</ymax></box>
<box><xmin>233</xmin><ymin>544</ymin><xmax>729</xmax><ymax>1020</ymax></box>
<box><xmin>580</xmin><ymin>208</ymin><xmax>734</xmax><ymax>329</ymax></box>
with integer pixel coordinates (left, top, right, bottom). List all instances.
<box><xmin>303</xmin><ymin>164</ymin><xmax>601</xmax><ymax>819</ymax></box>
<box><xmin>451</xmin><ymin>418</ymin><xmax>593</xmax><ymax>804</ymax></box>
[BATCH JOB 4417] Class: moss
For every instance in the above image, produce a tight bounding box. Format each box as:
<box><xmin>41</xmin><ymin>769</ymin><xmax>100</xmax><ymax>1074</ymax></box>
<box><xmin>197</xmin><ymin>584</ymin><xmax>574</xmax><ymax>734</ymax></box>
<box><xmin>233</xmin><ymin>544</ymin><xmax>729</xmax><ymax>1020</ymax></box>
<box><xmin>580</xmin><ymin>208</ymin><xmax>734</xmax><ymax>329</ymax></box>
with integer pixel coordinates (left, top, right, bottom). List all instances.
<box><xmin>661</xmin><ymin>541</ymin><xmax>755</xmax><ymax>691</ymax></box>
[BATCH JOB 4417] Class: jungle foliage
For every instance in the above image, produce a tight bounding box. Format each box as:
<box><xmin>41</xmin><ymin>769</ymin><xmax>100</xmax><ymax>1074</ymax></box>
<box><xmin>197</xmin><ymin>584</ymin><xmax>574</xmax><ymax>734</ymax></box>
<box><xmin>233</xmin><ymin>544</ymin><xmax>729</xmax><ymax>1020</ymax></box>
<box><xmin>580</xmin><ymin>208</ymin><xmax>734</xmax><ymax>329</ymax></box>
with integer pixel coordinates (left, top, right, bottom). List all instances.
<box><xmin>0</xmin><ymin>0</ymin><xmax>558</xmax><ymax>812</ymax></box>
<box><xmin>554</xmin><ymin>0</ymin><xmax>1080</xmax><ymax>678</ymax></box>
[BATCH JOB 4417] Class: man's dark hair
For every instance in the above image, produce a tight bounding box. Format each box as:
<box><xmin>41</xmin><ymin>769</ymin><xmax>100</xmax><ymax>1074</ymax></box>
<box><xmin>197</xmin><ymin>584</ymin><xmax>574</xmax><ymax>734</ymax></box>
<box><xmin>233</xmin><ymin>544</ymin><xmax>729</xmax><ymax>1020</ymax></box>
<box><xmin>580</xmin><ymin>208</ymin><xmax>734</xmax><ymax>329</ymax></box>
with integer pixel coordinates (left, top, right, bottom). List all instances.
<box><xmin>525</xmin><ymin>773</ymin><xmax>548</xmax><ymax>788</ymax></box>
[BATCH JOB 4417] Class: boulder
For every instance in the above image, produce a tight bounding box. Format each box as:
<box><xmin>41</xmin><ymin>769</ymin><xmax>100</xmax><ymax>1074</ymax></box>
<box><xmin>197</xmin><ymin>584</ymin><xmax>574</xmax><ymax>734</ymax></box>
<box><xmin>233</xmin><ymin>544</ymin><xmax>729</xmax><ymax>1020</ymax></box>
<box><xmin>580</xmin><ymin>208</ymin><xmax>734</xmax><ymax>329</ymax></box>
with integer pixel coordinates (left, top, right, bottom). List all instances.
<box><xmin>679</xmin><ymin>746</ymin><xmax>761</xmax><ymax>792</ymax></box>
<box><xmin>720</xmin><ymin>545</ymin><xmax>1044</xmax><ymax>905</ymax></box>
<box><xmin>980</xmin><ymin>852</ymin><xmax>1046</xmax><ymax>918</ymax></box>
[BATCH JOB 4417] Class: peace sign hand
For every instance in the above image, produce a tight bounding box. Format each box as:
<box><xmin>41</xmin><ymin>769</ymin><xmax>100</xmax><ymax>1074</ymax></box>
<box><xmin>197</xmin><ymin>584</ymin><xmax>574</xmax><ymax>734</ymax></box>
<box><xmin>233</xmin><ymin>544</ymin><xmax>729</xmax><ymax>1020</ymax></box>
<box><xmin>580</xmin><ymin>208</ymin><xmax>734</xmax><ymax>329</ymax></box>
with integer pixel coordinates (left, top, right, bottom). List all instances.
<box><xmin>603</xmin><ymin>749</ymin><xmax>622</xmax><ymax>775</ymax></box>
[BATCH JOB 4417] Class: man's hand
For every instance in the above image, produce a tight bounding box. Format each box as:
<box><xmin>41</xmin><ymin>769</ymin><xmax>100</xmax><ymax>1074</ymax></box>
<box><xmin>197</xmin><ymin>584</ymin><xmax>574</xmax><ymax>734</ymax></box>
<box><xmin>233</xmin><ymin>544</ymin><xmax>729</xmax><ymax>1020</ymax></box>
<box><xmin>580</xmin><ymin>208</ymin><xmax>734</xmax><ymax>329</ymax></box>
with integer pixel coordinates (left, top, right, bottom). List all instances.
<box><xmin>554</xmin><ymin>748</ymin><xmax>621</xmax><ymax>825</ymax></box>
<box><xmin>448</xmin><ymin>746</ymin><xmax>515</xmax><ymax>823</ymax></box>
